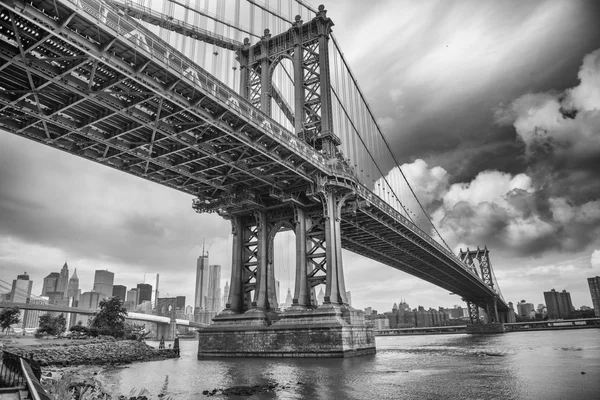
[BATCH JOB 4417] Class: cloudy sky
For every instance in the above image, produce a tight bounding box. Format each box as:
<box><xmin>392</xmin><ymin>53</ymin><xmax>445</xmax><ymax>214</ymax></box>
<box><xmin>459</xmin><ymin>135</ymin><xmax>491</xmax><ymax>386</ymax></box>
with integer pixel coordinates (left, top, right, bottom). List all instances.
<box><xmin>2</xmin><ymin>0</ymin><xmax>600</xmax><ymax>313</ymax></box>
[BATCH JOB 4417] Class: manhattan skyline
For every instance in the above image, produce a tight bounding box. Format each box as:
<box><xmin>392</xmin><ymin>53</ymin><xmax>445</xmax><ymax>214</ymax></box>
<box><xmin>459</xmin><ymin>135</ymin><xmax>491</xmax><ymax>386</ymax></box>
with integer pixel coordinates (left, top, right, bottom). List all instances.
<box><xmin>1</xmin><ymin>0</ymin><xmax>600</xmax><ymax>312</ymax></box>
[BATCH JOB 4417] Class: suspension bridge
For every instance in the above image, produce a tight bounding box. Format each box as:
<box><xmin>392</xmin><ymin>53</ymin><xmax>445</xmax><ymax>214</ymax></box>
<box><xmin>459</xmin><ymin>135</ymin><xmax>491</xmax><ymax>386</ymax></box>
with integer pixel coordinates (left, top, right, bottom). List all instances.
<box><xmin>0</xmin><ymin>0</ymin><xmax>512</xmax><ymax>356</ymax></box>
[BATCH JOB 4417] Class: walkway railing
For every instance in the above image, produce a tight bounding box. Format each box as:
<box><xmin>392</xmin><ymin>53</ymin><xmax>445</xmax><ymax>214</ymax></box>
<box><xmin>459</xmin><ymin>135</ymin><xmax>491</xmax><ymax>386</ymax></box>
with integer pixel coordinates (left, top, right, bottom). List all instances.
<box><xmin>0</xmin><ymin>351</ymin><xmax>49</xmax><ymax>399</ymax></box>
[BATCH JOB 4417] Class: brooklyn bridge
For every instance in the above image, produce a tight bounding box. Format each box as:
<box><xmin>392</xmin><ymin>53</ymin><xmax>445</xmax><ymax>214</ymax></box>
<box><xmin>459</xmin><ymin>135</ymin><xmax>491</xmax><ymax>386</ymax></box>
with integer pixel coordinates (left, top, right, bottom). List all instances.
<box><xmin>0</xmin><ymin>0</ymin><xmax>513</xmax><ymax>356</ymax></box>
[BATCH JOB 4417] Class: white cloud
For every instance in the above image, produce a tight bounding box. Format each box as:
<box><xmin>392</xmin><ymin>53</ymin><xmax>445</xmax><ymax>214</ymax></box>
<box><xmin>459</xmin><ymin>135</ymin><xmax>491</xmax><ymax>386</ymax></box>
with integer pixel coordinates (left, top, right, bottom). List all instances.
<box><xmin>592</xmin><ymin>250</ymin><xmax>600</xmax><ymax>269</ymax></box>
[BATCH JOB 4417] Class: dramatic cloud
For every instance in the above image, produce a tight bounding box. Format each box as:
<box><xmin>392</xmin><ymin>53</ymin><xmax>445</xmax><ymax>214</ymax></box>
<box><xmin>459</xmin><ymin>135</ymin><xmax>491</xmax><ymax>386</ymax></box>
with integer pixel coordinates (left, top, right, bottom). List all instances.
<box><xmin>494</xmin><ymin>48</ymin><xmax>600</xmax><ymax>202</ymax></box>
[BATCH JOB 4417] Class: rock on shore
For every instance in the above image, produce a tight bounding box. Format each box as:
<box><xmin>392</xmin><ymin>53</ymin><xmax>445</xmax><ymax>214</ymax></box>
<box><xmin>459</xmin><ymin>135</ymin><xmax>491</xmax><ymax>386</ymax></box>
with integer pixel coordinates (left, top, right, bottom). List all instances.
<box><xmin>6</xmin><ymin>339</ymin><xmax>178</xmax><ymax>366</ymax></box>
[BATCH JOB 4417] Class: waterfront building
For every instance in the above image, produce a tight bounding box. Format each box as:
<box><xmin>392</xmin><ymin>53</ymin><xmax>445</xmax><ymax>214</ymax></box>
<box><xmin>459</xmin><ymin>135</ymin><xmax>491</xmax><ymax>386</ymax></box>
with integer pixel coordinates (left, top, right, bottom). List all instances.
<box><xmin>41</xmin><ymin>272</ymin><xmax>60</xmax><ymax>297</ymax></box>
<box><xmin>373</xmin><ymin>317</ymin><xmax>389</xmax><ymax>330</ymax></box>
<box><xmin>66</xmin><ymin>269</ymin><xmax>80</xmax><ymax>301</ymax></box>
<box><xmin>56</xmin><ymin>262</ymin><xmax>69</xmax><ymax>297</ymax></box>
<box><xmin>517</xmin><ymin>301</ymin><xmax>536</xmax><ymax>318</ymax></box>
<box><xmin>207</xmin><ymin>265</ymin><xmax>221</xmax><ymax>312</ymax></box>
<box><xmin>112</xmin><ymin>285</ymin><xmax>127</xmax><ymax>300</ymax></box>
<box><xmin>588</xmin><ymin>276</ymin><xmax>600</xmax><ymax>317</ymax></box>
<box><xmin>79</xmin><ymin>291</ymin><xmax>102</xmax><ymax>310</ymax></box>
<box><xmin>136</xmin><ymin>284</ymin><xmax>153</xmax><ymax>305</ymax></box>
<box><xmin>93</xmin><ymin>270</ymin><xmax>114</xmax><ymax>300</ymax></box>
<box><xmin>544</xmin><ymin>289</ymin><xmax>574</xmax><ymax>319</ymax></box>
<box><xmin>194</xmin><ymin>253</ymin><xmax>209</xmax><ymax>313</ymax></box>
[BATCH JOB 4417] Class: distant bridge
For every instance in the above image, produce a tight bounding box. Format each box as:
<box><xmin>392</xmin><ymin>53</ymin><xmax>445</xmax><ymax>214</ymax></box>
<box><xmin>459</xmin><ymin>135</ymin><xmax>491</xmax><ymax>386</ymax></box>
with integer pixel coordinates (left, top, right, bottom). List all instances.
<box><xmin>0</xmin><ymin>301</ymin><xmax>205</xmax><ymax>328</ymax></box>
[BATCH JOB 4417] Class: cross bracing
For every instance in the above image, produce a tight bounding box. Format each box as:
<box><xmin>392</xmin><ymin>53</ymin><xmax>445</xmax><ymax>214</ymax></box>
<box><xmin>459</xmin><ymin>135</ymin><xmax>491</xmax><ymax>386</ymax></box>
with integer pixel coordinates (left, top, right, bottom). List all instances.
<box><xmin>0</xmin><ymin>0</ymin><xmax>508</xmax><ymax>313</ymax></box>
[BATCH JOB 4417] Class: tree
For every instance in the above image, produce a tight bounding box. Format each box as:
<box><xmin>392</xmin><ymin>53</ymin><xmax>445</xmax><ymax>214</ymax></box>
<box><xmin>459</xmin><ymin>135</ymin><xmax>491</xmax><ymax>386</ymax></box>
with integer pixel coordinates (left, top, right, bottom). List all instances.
<box><xmin>0</xmin><ymin>307</ymin><xmax>21</xmax><ymax>334</ymax></box>
<box><xmin>36</xmin><ymin>313</ymin><xmax>67</xmax><ymax>338</ymax></box>
<box><xmin>91</xmin><ymin>297</ymin><xmax>128</xmax><ymax>338</ymax></box>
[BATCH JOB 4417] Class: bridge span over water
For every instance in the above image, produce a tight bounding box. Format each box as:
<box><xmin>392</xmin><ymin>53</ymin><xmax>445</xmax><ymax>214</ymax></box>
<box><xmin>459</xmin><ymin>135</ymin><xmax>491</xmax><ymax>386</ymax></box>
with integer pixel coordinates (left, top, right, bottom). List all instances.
<box><xmin>0</xmin><ymin>0</ymin><xmax>511</xmax><ymax>356</ymax></box>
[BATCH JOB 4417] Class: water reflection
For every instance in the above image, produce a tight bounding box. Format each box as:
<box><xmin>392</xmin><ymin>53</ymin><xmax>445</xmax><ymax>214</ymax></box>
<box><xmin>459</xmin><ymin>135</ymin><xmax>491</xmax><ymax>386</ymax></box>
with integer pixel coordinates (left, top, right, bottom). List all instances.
<box><xmin>102</xmin><ymin>330</ymin><xmax>600</xmax><ymax>399</ymax></box>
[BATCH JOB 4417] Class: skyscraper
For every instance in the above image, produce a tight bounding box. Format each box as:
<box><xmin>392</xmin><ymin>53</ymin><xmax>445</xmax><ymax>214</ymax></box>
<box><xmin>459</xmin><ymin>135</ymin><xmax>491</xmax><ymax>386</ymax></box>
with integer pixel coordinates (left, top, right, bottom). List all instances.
<box><xmin>207</xmin><ymin>264</ymin><xmax>221</xmax><ymax>312</ymax></box>
<box><xmin>9</xmin><ymin>272</ymin><xmax>33</xmax><ymax>303</ymax></box>
<box><xmin>194</xmin><ymin>253</ymin><xmax>209</xmax><ymax>312</ymax></box>
<box><xmin>112</xmin><ymin>285</ymin><xmax>127</xmax><ymax>300</ymax></box>
<box><xmin>67</xmin><ymin>269</ymin><xmax>80</xmax><ymax>301</ymax></box>
<box><xmin>93</xmin><ymin>270</ymin><xmax>114</xmax><ymax>300</ymax></box>
<box><xmin>544</xmin><ymin>289</ymin><xmax>574</xmax><ymax>319</ymax></box>
<box><xmin>588</xmin><ymin>276</ymin><xmax>600</xmax><ymax>317</ymax></box>
<box><xmin>222</xmin><ymin>281</ymin><xmax>230</xmax><ymax>310</ymax></box>
<box><xmin>41</xmin><ymin>272</ymin><xmax>60</xmax><ymax>296</ymax></box>
<box><xmin>56</xmin><ymin>262</ymin><xmax>69</xmax><ymax>297</ymax></box>
<box><xmin>136</xmin><ymin>283</ymin><xmax>153</xmax><ymax>305</ymax></box>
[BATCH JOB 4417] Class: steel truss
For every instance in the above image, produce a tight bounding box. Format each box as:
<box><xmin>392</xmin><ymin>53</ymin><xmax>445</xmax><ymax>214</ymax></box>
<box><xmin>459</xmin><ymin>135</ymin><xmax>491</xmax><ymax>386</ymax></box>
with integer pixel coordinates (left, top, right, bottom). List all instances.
<box><xmin>0</xmin><ymin>0</ymin><xmax>509</xmax><ymax>316</ymax></box>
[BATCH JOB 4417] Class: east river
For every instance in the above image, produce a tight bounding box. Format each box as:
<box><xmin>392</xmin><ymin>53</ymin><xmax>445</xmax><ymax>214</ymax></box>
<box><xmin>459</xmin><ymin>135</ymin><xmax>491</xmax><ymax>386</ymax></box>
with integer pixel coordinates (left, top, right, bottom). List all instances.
<box><xmin>100</xmin><ymin>329</ymin><xmax>600</xmax><ymax>399</ymax></box>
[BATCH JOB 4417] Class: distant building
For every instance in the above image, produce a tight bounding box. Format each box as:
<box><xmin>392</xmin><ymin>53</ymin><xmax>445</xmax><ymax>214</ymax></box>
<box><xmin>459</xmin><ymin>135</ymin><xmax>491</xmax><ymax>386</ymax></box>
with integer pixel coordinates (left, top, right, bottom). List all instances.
<box><xmin>9</xmin><ymin>272</ymin><xmax>33</xmax><ymax>303</ymax></box>
<box><xmin>176</xmin><ymin>296</ymin><xmax>186</xmax><ymax>310</ymax></box>
<box><xmin>194</xmin><ymin>253</ymin><xmax>209</xmax><ymax>313</ymax></box>
<box><xmin>283</xmin><ymin>288</ymin><xmax>293</xmax><ymax>309</ymax></box>
<box><xmin>112</xmin><ymin>285</ymin><xmax>127</xmax><ymax>300</ymax></box>
<box><xmin>56</xmin><ymin>262</ymin><xmax>70</xmax><ymax>298</ymax></box>
<box><xmin>93</xmin><ymin>270</ymin><xmax>114</xmax><ymax>300</ymax></box>
<box><xmin>346</xmin><ymin>291</ymin><xmax>352</xmax><ymax>307</ymax></box>
<box><xmin>207</xmin><ymin>265</ymin><xmax>221</xmax><ymax>312</ymax></box>
<box><xmin>517</xmin><ymin>301</ymin><xmax>536</xmax><ymax>318</ymax></box>
<box><xmin>185</xmin><ymin>305</ymin><xmax>193</xmax><ymax>315</ymax></box>
<box><xmin>79</xmin><ymin>291</ymin><xmax>102</xmax><ymax>310</ymax></box>
<box><xmin>544</xmin><ymin>289</ymin><xmax>574</xmax><ymax>319</ymax></box>
<box><xmin>136</xmin><ymin>284</ymin><xmax>153</xmax><ymax>305</ymax></box>
<box><xmin>9</xmin><ymin>272</ymin><xmax>33</xmax><ymax>326</ymax></box>
<box><xmin>221</xmin><ymin>281</ymin><xmax>230</xmax><ymax>310</ymax></box>
<box><xmin>317</xmin><ymin>287</ymin><xmax>325</xmax><ymax>305</ymax></box>
<box><xmin>126</xmin><ymin>288</ymin><xmax>138</xmax><ymax>304</ymax></box>
<box><xmin>41</xmin><ymin>272</ymin><xmax>60</xmax><ymax>297</ymax></box>
<box><xmin>588</xmin><ymin>276</ymin><xmax>600</xmax><ymax>317</ymax></box>
<box><xmin>67</xmin><ymin>269</ymin><xmax>80</xmax><ymax>302</ymax></box>
<box><xmin>23</xmin><ymin>297</ymin><xmax>49</xmax><ymax>328</ymax></box>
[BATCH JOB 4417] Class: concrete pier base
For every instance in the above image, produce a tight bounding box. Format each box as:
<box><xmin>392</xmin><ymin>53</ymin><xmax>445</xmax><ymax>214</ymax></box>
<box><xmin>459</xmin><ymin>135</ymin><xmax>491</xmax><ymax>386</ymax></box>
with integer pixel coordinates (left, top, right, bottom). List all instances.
<box><xmin>466</xmin><ymin>323</ymin><xmax>506</xmax><ymax>334</ymax></box>
<box><xmin>198</xmin><ymin>306</ymin><xmax>376</xmax><ymax>358</ymax></box>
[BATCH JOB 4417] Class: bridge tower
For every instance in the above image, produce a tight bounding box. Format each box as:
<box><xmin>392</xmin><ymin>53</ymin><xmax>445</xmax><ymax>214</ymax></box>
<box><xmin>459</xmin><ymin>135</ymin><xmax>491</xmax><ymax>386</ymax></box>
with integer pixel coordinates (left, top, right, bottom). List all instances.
<box><xmin>195</xmin><ymin>6</ymin><xmax>375</xmax><ymax>357</ymax></box>
<box><xmin>459</xmin><ymin>247</ymin><xmax>515</xmax><ymax>333</ymax></box>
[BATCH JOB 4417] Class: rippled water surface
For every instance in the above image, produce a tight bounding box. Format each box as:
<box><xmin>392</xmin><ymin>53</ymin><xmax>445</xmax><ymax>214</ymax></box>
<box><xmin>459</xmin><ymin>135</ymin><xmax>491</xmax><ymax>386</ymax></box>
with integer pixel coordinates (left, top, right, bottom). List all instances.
<box><xmin>102</xmin><ymin>329</ymin><xmax>600</xmax><ymax>399</ymax></box>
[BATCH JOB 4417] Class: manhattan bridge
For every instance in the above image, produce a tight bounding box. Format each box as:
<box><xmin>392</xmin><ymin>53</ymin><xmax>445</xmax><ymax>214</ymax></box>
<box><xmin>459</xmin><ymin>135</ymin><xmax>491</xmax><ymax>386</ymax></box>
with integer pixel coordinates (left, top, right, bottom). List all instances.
<box><xmin>0</xmin><ymin>0</ymin><xmax>512</xmax><ymax>356</ymax></box>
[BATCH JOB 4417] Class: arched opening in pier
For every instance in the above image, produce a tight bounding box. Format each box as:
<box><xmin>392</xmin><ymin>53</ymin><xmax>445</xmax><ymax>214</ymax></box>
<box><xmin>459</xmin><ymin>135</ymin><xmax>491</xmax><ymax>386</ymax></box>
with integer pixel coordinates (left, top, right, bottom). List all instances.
<box><xmin>272</xmin><ymin>226</ymin><xmax>296</xmax><ymax>311</ymax></box>
<box><xmin>270</xmin><ymin>56</ymin><xmax>295</xmax><ymax>132</ymax></box>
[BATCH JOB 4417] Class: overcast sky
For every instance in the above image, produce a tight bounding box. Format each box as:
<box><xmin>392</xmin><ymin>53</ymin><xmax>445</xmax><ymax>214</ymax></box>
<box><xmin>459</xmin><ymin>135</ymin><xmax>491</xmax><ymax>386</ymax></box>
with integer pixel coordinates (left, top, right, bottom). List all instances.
<box><xmin>1</xmin><ymin>0</ymin><xmax>600</xmax><ymax>313</ymax></box>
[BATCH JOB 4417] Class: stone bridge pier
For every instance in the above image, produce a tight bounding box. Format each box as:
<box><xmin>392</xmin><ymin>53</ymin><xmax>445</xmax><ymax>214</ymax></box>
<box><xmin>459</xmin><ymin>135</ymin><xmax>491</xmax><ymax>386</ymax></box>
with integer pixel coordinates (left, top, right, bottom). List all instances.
<box><xmin>196</xmin><ymin>184</ymin><xmax>375</xmax><ymax>358</ymax></box>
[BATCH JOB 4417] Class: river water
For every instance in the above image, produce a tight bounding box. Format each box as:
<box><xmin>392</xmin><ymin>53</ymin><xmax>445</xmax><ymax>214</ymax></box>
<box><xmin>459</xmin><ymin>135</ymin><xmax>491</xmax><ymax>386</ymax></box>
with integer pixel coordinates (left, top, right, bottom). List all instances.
<box><xmin>101</xmin><ymin>329</ymin><xmax>600</xmax><ymax>399</ymax></box>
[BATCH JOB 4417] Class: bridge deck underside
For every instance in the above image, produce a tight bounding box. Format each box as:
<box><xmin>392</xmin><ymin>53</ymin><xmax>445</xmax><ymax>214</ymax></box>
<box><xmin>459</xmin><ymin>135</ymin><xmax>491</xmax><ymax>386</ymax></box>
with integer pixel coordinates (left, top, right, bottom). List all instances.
<box><xmin>0</xmin><ymin>0</ymin><xmax>326</xmax><ymax>210</ymax></box>
<box><xmin>0</xmin><ymin>0</ymin><xmax>507</xmax><ymax>312</ymax></box>
<box><xmin>341</xmin><ymin>205</ymin><xmax>508</xmax><ymax>310</ymax></box>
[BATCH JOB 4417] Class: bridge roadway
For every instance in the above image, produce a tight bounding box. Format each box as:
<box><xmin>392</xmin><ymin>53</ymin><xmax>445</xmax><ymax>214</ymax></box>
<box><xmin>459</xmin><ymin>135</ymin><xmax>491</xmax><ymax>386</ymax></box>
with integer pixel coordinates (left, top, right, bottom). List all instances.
<box><xmin>0</xmin><ymin>0</ymin><xmax>507</xmax><ymax>312</ymax></box>
<box><xmin>0</xmin><ymin>301</ymin><xmax>205</xmax><ymax>328</ymax></box>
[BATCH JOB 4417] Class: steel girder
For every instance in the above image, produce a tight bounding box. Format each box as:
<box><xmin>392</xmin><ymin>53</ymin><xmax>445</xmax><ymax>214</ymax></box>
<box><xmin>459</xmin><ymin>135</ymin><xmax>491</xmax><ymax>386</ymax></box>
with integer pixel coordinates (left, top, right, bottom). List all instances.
<box><xmin>0</xmin><ymin>0</ymin><xmax>334</xmax><ymax>205</ymax></box>
<box><xmin>0</xmin><ymin>0</ymin><xmax>510</xmax><ymax>312</ymax></box>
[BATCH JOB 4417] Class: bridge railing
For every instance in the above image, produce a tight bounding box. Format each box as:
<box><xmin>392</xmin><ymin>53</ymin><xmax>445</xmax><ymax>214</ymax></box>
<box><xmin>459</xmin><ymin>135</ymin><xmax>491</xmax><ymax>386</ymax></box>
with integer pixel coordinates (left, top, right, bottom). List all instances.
<box><xmin>355</xmin><ymin>183</ymin><xmax>480</xmax><ymax>280</ymax></box>
<box><xmin>60</xmin><ymin>0</ymin><xmax>345</xmax><ymax>179</ymax></box>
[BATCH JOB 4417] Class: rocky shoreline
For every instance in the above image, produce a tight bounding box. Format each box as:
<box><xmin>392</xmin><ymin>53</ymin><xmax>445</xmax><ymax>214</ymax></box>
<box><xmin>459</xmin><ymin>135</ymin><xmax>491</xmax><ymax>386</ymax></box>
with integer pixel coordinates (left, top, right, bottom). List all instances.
<box><xmin>5</xmin><ymin>338</ymin><xmax>178</xmax><ymax>367</ymax></box>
